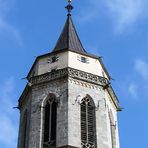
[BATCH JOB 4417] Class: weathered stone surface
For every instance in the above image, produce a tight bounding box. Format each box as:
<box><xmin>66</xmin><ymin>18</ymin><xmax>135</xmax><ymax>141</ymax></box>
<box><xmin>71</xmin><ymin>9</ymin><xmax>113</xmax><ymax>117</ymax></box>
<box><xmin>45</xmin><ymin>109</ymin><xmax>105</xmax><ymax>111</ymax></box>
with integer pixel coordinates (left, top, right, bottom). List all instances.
<box><xmin>18</xmin><ymin>70</ymin><xmax>120</xmax><ymax>148</ymax></box>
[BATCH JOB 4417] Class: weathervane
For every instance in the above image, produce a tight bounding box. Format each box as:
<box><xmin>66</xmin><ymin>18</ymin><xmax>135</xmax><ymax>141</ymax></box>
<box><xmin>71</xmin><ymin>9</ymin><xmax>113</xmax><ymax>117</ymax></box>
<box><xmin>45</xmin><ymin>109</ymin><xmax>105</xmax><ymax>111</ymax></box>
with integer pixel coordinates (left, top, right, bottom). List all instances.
<box><xmin>65</xmin><ymin>0</ymin><xmax>74</xmax><ymax>15</ymax></box>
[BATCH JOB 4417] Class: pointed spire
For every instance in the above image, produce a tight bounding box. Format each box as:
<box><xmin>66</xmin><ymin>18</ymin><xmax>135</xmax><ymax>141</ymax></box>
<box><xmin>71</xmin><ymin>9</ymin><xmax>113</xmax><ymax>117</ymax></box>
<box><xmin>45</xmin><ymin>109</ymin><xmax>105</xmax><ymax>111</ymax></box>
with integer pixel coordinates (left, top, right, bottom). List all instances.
<box><xmin>53</xmin><ymin>0</ymin><xmax>86</xmax><ymax>53</ymax></box>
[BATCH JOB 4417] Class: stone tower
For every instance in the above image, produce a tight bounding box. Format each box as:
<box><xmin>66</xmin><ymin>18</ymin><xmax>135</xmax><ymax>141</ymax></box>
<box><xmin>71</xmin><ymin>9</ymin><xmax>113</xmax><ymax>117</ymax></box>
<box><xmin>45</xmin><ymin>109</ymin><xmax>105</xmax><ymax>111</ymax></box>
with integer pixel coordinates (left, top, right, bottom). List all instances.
<box><xmin>17</xmin><ymin>1</ymin><xmax>121</xmax><ymax>148</ymax></box>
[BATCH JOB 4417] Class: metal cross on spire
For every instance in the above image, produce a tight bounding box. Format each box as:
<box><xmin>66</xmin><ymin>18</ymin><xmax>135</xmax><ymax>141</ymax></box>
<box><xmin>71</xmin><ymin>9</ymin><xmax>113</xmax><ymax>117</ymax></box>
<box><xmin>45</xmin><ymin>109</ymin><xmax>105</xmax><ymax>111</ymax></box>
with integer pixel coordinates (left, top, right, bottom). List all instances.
<box><xmin>65</xmin><ymin>0</ymin><xmax>74</xmax><ymax>15</ymax></box>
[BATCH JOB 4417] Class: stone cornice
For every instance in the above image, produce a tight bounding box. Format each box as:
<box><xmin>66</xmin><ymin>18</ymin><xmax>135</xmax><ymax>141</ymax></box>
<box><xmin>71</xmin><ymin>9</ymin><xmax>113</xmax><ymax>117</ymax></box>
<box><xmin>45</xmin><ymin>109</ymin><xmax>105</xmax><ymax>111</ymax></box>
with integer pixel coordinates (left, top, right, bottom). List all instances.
<box><xmin>30</xmin><ymin>68</ymin><xmax>68</xmax><ymax>85</ymax></box>
<box><xmin>25</xmin><ymin>67</ymin><xmax>120</xmax><ymax>109</ymax></box>
<box><xmin>29</xmin><ymin>67</ymin><xmax>108</xmax><ymax>86</ymax></box>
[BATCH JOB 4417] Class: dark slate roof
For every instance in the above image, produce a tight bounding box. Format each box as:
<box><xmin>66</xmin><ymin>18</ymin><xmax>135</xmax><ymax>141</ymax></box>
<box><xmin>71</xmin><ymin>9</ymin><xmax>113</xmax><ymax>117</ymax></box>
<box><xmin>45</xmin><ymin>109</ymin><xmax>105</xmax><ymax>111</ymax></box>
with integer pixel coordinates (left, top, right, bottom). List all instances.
<box><xmin>53</xmin><ymin>14</ymin><xmax>86</xmax><ymax>53</ymax></box>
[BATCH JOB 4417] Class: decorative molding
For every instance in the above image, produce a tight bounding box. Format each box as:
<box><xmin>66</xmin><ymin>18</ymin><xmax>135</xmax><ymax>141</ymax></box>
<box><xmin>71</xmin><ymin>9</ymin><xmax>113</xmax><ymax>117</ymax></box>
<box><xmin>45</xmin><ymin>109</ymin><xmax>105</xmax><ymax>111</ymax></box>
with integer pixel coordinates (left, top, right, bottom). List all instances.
<box><xmin>81</xmin><ymin>142</ymin><xmax>95</xmax><ymax>148</ymax></box>
<box><xmin>68</xmin><ymin>68</ymin><xmax>107</xmax><ymax>85</ymax></box>
<box><xmin>72</xmin><ymin>95</ymin><xmax>81</xmax><ymax>105</ymax></box>
<box><xmin>27</xmin><ymin>67</ymin><xmax>120</xmax><ymax>109</ymax></box>
<box><xmin>69</xmin><ymin>78</ymin><xmax>101</xmax><ymax>90</ymax></box>
<box><xmin>30</xmin><ymin>68</ymin><xmax>68</xmax><ymax>85</ymax></box>
<box><xmin>29</xmin><ymin>67</ymin><xmax>108</xmax><ymax>86</ymax></box>
<box><xmin>72</xmin><ymin>95</ymin><xmax>107</xmax><ymax>112</ymax></box>
<box><xmin>95</xmin><ymin>98</ymin><xmax>107</xmax><ymax>111</ymax></box>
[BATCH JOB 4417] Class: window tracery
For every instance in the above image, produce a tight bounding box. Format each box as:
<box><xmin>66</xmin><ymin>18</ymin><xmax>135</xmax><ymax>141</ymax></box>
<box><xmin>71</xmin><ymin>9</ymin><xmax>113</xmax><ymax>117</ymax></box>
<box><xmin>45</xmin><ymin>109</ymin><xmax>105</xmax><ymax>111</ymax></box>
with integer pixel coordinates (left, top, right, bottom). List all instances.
<box><xmin>81</xmin><ymin>96</ymin><xmax>96</xmax><ymax>148</ymax></box>
<box><xmin>43</xmin><ymin>96</ymin><xmax>57</xmax><ymax>148</ymax></box>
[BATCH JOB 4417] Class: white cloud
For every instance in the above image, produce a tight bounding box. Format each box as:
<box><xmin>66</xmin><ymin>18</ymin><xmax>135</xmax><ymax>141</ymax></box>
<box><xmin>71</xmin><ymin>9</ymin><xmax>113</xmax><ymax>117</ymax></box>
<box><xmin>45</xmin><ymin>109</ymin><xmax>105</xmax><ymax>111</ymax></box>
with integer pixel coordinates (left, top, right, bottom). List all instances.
<box><xmin>0</xmin><ymin>77</ymin><xmax>18</xmax><ymax>148</ymax></box>
<box><xmin>79</xmin><ymin>0</ymin><xmax>148</xmax><ymax>32</ymax></box>
<box><xmin>0</xmin><ymin>0</ymin><xmax>22</xmax><ymax>46</ymax></box>
<box><xmin>126</xmin><ymin>59</ymin><xmax>148</xmax><ymax>101</ymax></box>
<box><xmin>135</xmin><ymin>59</ymin><xmax>148</xmax><ymax>80</ymax></box>
<box><xmin>104</xmin><ymin>0</ymin><xmax>146</xmax><ymax>32</ymax></box>
<box><xmin>128</xmin><ymin>83</ymin><xmax>138</xmax><ymax>99</ymax></box>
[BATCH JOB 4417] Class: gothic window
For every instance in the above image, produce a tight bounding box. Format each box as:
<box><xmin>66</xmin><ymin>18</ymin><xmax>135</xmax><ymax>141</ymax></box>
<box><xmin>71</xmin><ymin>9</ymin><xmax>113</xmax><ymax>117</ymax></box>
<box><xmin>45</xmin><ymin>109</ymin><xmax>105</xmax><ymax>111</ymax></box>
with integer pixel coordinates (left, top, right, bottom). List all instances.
<box><xmin>81</xmin><ymin>95</ymin><xmax>96</xmax><ymax>148</ymax></box>
<box><xmin>43</xmin><ymin>96</ymin><xmax>57</xmax><ymax>148</ymax></box>
<box><xmin>21</xmin><ymin>110</ymin><xmax>28</xmax><ymax>148</ymax></box>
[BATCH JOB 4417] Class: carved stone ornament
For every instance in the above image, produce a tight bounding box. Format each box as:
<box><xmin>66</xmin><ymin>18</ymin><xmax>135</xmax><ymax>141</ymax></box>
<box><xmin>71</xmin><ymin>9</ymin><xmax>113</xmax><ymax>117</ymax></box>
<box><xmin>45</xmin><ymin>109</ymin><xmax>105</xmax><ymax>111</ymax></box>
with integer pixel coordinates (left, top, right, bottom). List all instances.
<box><xmin>29</xmin><ymin>67</ymin><xmax>108</xmax><ymax>86</ymax></box>
<box><xmin>72</xmin><ymin>95</ymin><xmax>106</xmax><ymax>111</ymax></box>
<box><xmin>30</xmin><ymin>68</ymin><xmax>68</xmax><ymax>85</ymax></box>
<box><xmin>95</xmin><ymin>98</ymin><xmax>107</xmax><ymax>111</ymax></box>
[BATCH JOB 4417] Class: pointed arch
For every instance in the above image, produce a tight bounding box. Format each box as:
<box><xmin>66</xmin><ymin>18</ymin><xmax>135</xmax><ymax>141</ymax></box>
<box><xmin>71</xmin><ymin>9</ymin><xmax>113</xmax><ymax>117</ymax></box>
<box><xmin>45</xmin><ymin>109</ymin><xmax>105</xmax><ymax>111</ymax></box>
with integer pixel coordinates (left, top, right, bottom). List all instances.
<box><xmin>43</xmin><ymin>93</ymin><xmax>57</xmax><ymax>148</ymax></box>
<box><xmin>81</xmin><ymin>94</ymin><xmax>97</xmax><ymax>148</ymax></box>
<box><xmin>109</xmin><ymin>110</ymin><xmax>116</xmax><ymax>148</ymax></box>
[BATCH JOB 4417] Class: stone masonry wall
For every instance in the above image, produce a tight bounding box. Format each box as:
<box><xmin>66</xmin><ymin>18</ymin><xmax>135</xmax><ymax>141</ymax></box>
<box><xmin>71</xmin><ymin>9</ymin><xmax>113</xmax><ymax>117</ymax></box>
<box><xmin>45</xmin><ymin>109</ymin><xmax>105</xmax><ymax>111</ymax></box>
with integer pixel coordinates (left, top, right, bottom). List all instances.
<box><xmin>18</xmin><ymin>73</ymin><xmax>120</xmax><ymax>148</ymax></box>
<box><xmin>68</xmin><ymin>78</ymin><xmax>119</xmax><ymax>148</ymax></box>
<box><xmin>17</xmin><ymin>92</ymin><xmax>32</xmax><ymax>148</ymax></box>
<box><xmin>28</xmin><ymin>78</ymin><xmax>68</xmax><ymax>148</ymax></box>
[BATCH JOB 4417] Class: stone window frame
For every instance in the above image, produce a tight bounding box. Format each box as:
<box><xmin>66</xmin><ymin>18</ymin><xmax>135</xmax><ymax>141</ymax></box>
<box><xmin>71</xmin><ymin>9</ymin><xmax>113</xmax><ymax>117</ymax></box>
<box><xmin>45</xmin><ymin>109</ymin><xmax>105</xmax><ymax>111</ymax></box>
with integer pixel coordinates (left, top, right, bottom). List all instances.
<box><xmin>77</xmin><ymin>55</ymin><xmax>89</xmax><ymax>64</ymax></box>
<box><xmin>80</xmin><ymin>95</ymin><xmax>97</xmax><ymax>148</ymax></box>
<box><xmin>42</xmin><ymin>94</ymin><xmax>58</xmax><ymax>148</ymax></box>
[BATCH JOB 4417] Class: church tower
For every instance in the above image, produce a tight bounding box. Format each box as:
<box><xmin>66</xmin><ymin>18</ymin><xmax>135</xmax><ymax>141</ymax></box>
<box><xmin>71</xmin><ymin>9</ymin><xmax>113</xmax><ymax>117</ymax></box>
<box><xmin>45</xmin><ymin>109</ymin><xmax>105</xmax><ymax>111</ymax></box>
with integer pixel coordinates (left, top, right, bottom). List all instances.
<box><xmin>17</xmin><ymin>1</ymin><xmax>121</xmax><ymax>148</ymax></box>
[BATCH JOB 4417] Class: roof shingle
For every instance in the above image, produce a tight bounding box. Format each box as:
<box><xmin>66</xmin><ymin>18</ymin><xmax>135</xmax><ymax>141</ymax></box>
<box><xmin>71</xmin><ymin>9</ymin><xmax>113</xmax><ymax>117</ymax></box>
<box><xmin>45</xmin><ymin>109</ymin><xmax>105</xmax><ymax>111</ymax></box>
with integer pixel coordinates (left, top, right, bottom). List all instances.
<box><xmin>53</xmin><ymin>14</ymin><xmax>86</xmax><ymax>53</ymax></box>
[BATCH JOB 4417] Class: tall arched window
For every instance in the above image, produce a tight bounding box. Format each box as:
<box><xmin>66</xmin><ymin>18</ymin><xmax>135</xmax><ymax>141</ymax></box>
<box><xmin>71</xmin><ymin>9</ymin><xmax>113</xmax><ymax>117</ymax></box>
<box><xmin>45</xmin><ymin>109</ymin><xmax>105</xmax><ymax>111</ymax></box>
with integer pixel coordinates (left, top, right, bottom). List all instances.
<box><xmin>21</xmin><ymin>110</ymin><xmax>28</xmax><ymax>148</ymax></box>
<box><xmin>109</xmin><ymin>111</ymin><xmax>116</xmax><ymax>148</ymax></box>
<box><xmin>43</xmin><ymin>95</ymin><xmax>57</xmax><ymax>148</ymax></box>
<box><xmin>81</xmin><ymin>95</ymin><xmax>96</xmax><ymax>148</ymax></box>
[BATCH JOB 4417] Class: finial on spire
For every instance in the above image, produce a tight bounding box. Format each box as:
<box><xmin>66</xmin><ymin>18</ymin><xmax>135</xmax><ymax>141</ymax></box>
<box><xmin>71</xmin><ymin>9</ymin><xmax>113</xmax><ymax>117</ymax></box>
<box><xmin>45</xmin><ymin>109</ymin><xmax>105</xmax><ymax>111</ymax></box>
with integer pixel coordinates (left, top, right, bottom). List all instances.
<box><xmin>65</xmin><ymin>0</ymin><xmax>74</xmax><ymax>15</ymax></box>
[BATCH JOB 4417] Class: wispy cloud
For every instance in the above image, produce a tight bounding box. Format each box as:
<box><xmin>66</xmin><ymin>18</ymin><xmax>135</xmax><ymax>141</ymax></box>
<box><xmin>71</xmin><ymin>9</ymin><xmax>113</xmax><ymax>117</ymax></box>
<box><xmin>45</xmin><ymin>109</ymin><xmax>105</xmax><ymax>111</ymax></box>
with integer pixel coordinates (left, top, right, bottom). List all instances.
<box><xmin>104</xmin><ymin>0</ymin><xmax>147</xmax><ymax>32</ymax></box>
<box><xmin>128</xmin><ymin>83</ymin><xmax>138</xmax><ymax>99</ymax></box>
<box><xmin>135</xmin><ymin>59</ymin><xmax>148</xmax><ymax>80</ymax></box>
<box><xmin>0</xmin><ymin>77</ymin><xmax>18</xmax><ymax>148</ymax></box>
<box><xmin>126</xmin><ymin>59</ymin><xmax>148</xmax><ymax>100</ymax></box>
<box><xmin>0</xmin><ymin>0</ymin><xmax>22</xmax><ymax>46</ymax></box>
<box><xmin>79</xmin><ymin>0</ymin><xmax>148</xmax><ymax>32</ymax></box>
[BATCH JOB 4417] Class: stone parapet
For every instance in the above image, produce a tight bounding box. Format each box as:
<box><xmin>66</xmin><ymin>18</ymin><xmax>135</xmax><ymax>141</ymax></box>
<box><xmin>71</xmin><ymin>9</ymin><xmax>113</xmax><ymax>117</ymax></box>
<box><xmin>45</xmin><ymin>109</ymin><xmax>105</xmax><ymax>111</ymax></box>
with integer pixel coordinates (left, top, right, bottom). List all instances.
<box><xmin>29</xmin><ymin>67</ymin><xmax>108</xmax><ymax>86</ymax></box>
<box><xmin>28</xmin><ymin>67</ymin><xmax>120</xmax><ymax>109</ymax></box>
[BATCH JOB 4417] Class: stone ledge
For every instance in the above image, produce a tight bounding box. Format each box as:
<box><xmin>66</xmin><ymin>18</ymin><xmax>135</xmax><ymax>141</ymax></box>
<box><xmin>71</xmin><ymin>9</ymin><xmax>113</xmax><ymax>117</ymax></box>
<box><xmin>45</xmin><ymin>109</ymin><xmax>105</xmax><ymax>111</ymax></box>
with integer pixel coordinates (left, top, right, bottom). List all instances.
<box><xmin>29</xmin><ymin>67</ymin><xmax>108</xmax><ymax>86</ymax></box>
<box><xmin>19</xmin><ymin>68</ymin><xmax>120</xmax><ymax>110</ymax></box>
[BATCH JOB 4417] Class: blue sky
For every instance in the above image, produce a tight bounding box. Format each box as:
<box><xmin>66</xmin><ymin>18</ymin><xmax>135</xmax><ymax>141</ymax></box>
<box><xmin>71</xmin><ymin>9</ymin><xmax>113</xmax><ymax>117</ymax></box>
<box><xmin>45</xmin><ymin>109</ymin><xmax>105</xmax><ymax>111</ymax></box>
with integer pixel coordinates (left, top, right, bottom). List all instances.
<box><xmin>0</xmin><ymin>0</ymin><xmax>148</xmax><ymax>147</ymax></box>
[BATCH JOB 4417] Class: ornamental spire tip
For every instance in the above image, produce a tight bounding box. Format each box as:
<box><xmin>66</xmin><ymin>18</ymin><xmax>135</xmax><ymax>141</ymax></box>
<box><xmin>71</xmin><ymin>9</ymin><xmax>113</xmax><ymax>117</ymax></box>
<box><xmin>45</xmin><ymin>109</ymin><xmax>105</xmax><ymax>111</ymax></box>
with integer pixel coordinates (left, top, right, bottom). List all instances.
<box><xmin>65</xmin><ymin>0</ymin><xmax>73</xmax><ymax>15</ymax></box>
<box><xmin>68</xmin><ymin>0</ymin><xmax>72</xmax><ymax>3</ymax></box>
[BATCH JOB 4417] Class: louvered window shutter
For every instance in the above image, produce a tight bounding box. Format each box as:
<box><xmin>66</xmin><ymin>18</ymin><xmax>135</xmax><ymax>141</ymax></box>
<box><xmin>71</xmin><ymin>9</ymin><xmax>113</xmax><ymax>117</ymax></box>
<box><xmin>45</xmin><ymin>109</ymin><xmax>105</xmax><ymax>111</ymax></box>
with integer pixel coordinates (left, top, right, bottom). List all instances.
<box><xmin>81</xmin><ymin>102</ymin><xmax>87</xmax><ymax>143</ymax></box>
<box><xmin>43</xmin><ymin>98</ymin><xmax>57</xmax><ymax>148</ymax></box>
<box><xmin>87</xmin><ymin>105</ymin><xmax>94</xmax><ymax>145</ymax></box>
<box><xmin>81</xmin><ymin>97</ymin><xmax>96</xmax><ymax>148</ymax></box>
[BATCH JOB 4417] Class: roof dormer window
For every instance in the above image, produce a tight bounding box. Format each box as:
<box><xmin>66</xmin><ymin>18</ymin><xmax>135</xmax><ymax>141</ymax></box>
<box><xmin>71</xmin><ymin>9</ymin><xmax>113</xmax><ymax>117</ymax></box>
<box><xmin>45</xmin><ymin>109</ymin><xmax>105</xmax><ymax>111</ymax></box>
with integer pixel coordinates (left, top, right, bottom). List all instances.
<box><xmin>48</xmin><ymin>56</ymin><xmax>59</xmax><ymax>63</ymax></box>
<box><xmin>51</xmin><ymin>56</ymin><xmax>57</xmax><ymax>63</ymax></box>
<box><xmin>81</xmin><ymin>56</ymin><xmax>87</xmax><ymax>63</ymax></box>
<box><xmin>77</xmin><ymin>55</ymin><xmax>89</xmax><ymax>63</ymax></box>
